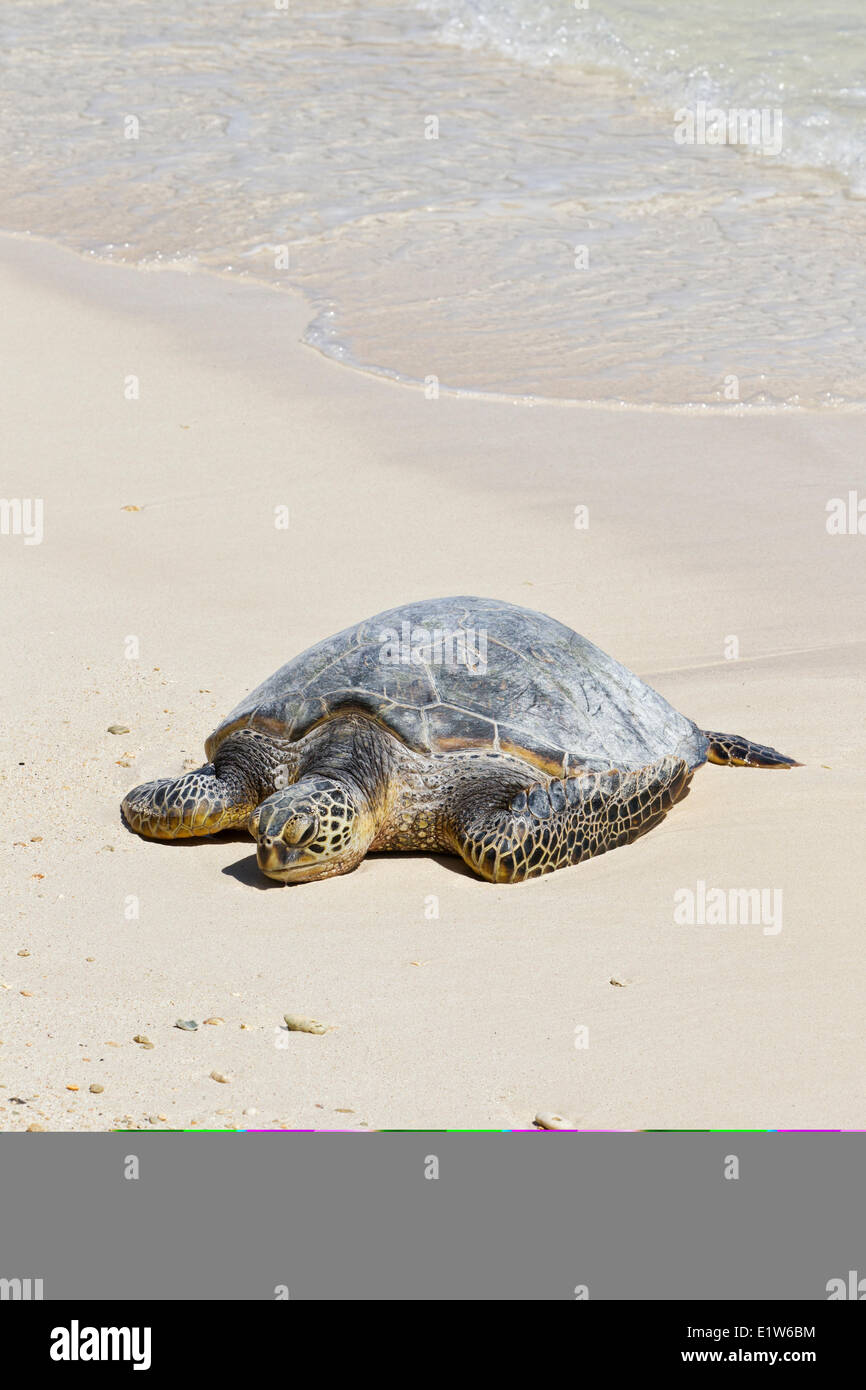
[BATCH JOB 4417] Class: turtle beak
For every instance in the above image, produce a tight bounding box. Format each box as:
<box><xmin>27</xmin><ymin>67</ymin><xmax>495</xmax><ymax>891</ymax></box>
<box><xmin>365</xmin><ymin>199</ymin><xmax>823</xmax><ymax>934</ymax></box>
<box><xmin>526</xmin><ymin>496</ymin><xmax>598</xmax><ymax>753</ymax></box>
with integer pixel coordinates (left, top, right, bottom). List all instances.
<box><xmin>252</xmin><ymin>805</ymin><xmax>321</xmax><ymax>879</ymax></box>
<box><xmin>256</xmin><ymin>837</ymin><xmax>311</xmax><ymax>880</ymax></box>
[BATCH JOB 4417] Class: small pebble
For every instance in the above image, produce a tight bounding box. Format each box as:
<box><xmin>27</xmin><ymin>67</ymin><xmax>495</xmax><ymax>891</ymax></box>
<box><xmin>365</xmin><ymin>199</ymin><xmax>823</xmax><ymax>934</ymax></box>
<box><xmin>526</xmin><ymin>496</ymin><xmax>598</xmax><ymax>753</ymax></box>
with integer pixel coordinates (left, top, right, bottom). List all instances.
<box><xmin>210</xmin><ymin>1071</ymin><xmax>229</xmax><ymax>1084</ymax></box>
<box><xmin>17</xmin><ymin>949</ymin><xmax>30</xmax><ymax>957</ymax></box>
<box><xmin>174</xmin><ymin>1019</ymin><xmax>198</xmax><ymax>1031</ymax></box>
<box><xmin>107</xmin><ymin>725</ymin><xmax>130</xmax><ymax>735</ymax></box>
<box><xmin>27</xmin><ymin>1123</ymin><xmax>45</xmax><ymax>1132</ymax></box>
<box><xmin>66</xmin><ymin>1084</ymin><xmax>80</xmax><ymax>1092</ymax></box>
<box><xmin>89</xmin><ymin>1084</ymin><xmax>104</xmax><ymax>1094</ymax></box>
<box><xmin>284</xmin><ymin>1014</ymin><xmax>331</xmax><ymax>1035</ymax></box>
<box><xmin>243</xmin><ymin>1107</ymin><xmax>258</xmax><ymax>1116</ymax></box>
<box><xmin>133</xmin><ymin>1035</ymin><xmax>154</xmax><ymax>1049</ymax></box>
<box><xmin>203</xmin><ymin>1017</ymin><xmax>224</xmax><ymax>1026</ymax></box>
<box><xmin>533</xmin><ymin>1111</ymin><xmax>578</xmax><ymax>1131</ymax></box>
<box><xmin>20</xmin><ymin>990</ymin><xmax>33</xmax><ymax>997</ymax></box>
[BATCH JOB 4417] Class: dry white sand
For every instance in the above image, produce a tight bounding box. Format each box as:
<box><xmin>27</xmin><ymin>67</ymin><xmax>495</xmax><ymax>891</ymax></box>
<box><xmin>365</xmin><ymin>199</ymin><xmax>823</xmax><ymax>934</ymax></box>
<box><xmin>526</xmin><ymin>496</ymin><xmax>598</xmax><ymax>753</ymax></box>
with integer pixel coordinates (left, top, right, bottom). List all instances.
<box><xmin>2</xmin><ymin>233</ymin><xmax>864</xmax><ymax>1132</ymax></box>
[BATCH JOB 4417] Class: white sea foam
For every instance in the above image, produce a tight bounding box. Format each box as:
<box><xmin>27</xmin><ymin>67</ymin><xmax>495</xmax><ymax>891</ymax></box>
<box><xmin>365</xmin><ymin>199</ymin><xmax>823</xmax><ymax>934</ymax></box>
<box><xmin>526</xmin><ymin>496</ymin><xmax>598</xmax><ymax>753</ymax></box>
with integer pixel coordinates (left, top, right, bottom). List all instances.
<box><xmin>419</xmin><ymin>0</ymin><xmax>866</xmax><ymax>192</ymax></box>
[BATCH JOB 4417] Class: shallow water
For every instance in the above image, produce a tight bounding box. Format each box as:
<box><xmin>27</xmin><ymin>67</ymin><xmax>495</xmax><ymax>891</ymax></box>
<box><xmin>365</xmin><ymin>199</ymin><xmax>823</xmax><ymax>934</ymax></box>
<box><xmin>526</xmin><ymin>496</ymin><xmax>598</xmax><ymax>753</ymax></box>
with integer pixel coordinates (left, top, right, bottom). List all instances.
<box><xmin>1</xmin><ymin>0</ymin><xmax>865</xmax><ymax>405</ymax></box>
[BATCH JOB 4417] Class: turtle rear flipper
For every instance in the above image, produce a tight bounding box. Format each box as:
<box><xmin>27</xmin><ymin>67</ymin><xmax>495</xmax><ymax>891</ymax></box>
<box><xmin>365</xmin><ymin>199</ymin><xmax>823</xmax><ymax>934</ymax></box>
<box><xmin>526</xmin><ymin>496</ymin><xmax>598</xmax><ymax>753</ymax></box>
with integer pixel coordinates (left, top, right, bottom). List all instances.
<box><xmin>122</xmin><ymin>764</ymin><xmax>254</xmax><ymax>839</ymax></box>
<box><xmin>453</xmin><ymin>755</ymin><xmax>693</xmax><ymax>884</ymax></box>
<box><xmin>703</xmin><ymin>731</ymin><xmax>801</xmax><ymax>768</ymax></box>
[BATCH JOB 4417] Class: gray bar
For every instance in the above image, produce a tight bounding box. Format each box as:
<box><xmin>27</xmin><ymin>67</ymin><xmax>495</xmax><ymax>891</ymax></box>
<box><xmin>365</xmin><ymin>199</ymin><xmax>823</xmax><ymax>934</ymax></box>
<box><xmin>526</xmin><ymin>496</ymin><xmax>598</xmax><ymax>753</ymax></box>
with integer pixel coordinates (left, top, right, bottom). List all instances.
<box><xmin>0</xmin><ymin>1134</ymin><xmax>861</xmax><ymax>1300</ymax></box>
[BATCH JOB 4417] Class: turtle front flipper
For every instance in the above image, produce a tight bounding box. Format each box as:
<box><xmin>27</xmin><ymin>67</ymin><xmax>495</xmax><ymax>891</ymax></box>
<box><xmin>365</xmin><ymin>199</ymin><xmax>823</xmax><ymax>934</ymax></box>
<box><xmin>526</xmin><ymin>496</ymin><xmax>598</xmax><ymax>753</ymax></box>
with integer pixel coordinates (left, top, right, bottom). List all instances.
<box><xmin>703</xmin><ymin>731</ymin><xmax>801</xmax><ymax>768</ymax></box>
<box><xmin>453</xmin><ymin>756</ymin><xmax>693</xmax><ymax>884</ymax></box>
<box><xmin>122</xmin><ymin>764</ymin><xmax>255</xmax><ymax>839</ymax></box>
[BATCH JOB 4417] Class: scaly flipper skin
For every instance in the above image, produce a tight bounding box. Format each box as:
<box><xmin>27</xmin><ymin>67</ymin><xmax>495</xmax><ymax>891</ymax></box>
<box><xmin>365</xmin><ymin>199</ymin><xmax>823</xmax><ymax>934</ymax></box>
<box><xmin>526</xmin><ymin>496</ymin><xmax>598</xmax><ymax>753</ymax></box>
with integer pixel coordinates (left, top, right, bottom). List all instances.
<box><xmin>121</xmin><ymin>763</ymin><xmax>255</xmax><ymax>838</ymax></box>
<box><xmin>122</xmin><ymin>730</ymin><xmax>289</xmax><ymax>839</ymax></box>
<box><xmin>453</xmin><ymin>755</ymin><xmax>693</xmax><ymax>884</ymax></box>
<box><xmin>703</xmin><ymin>731</ymin><xmax>800</xmax><ymax>769</ymax></box>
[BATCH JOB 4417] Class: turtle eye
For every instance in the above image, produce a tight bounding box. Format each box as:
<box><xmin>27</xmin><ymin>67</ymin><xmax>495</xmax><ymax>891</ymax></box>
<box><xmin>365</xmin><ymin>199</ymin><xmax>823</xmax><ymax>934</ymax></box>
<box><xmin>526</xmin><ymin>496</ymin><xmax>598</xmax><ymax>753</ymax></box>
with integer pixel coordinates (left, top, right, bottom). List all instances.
<box><xmin>282</xmin><ymin>813</ymin><xmax>318</xmax><ymax>848</ymax></box>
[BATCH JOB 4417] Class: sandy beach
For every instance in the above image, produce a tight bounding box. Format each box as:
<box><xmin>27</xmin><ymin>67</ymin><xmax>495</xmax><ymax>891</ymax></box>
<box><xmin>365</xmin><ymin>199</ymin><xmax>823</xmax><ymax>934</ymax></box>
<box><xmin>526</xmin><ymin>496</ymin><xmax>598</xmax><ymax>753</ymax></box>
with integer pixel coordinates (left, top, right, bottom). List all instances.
<box><xmin>2</xmin><ymin>231</ymin><xmax>864</xmax><ymax>1133</ymax></box>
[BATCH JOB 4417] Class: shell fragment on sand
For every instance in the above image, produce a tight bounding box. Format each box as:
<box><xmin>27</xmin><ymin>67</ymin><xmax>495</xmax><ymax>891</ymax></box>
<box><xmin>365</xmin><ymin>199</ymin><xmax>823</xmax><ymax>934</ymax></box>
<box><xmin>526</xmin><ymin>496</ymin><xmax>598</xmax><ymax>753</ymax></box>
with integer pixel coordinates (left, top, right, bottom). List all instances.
<box><xmin>533</xmin><ymin>1111</ymin><xmax>579</xmax><ymax>1131</ymax></box>
<box><xmin>284</xmin><ymin>1014</ymin><xmax>331</xmax><ymax>1035</ymax></box>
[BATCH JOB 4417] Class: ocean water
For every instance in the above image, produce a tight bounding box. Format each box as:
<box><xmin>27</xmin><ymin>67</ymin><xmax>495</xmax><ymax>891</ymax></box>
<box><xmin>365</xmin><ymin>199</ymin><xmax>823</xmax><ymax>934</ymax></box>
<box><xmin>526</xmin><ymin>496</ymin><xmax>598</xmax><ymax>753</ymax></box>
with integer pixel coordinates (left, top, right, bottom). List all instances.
<box><xmin>1</xmin><ymin>0</ymin><xmax>865</xmax><ymax>406</ymax></box>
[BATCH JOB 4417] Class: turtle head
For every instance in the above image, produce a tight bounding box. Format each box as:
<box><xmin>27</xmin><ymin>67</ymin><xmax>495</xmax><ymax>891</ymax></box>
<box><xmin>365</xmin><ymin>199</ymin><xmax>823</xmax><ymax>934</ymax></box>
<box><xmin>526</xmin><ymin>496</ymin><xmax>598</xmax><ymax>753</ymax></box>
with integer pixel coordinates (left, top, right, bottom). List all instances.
<box><xmin>250</xmin><ymin>777</ymin><xmax>373</xmax><ymax>883</ymax></box>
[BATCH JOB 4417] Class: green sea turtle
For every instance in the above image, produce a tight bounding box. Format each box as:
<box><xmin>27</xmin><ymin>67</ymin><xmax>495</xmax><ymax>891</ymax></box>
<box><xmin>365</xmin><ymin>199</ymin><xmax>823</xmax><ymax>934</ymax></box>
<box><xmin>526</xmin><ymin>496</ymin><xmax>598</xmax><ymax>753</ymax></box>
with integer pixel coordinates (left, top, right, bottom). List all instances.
<box><xmin>121</xmin><ymin>597</ymin><xmax>799</xmax><ymax>884</ymax></box>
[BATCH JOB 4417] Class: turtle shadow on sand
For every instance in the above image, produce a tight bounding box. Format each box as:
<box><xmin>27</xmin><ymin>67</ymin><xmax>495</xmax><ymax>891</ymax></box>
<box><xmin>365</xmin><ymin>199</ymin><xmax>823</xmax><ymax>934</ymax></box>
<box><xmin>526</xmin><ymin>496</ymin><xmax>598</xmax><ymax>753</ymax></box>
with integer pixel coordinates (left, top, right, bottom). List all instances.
<box><xmin>220</xmin><ymin>848</ymin><xmax>478</xmax><ymax>890</ymax></box>
<box><xmin>369</xmin><ymin>850</ymin><xmax>480</xmax><ymax>881</ymax></box>
<box><xmin>116</xmin><ymin>811</ymin><xmax>282</xmax><ymax>887</ymax></box>
<box><xmin>120</xmin><ymin>807</ymin><xmax>477</xmax><ymax>884</ymax></box>
<box><xmin>221</xmin><ymin>852</ymin><xmax>287</xmax><ymax>889</ymax></box>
